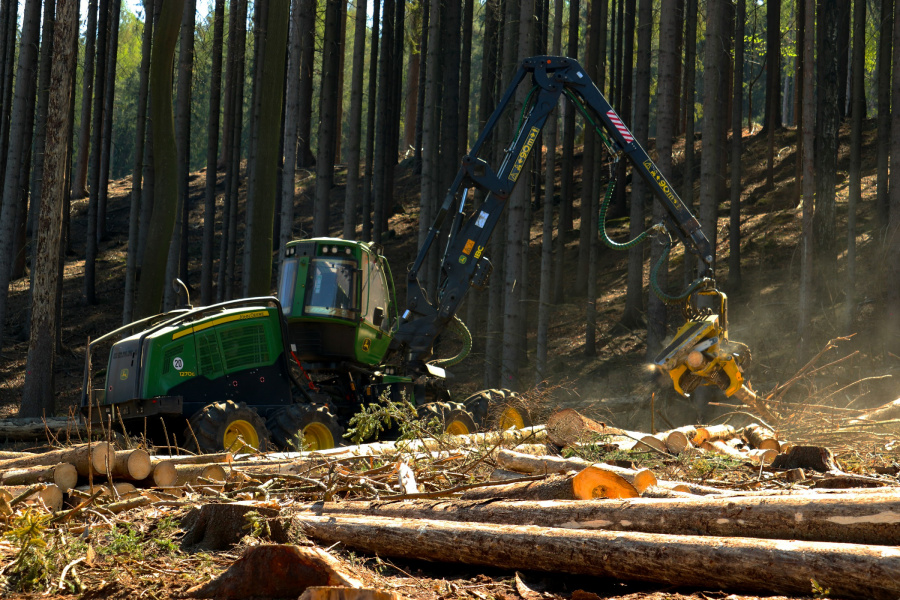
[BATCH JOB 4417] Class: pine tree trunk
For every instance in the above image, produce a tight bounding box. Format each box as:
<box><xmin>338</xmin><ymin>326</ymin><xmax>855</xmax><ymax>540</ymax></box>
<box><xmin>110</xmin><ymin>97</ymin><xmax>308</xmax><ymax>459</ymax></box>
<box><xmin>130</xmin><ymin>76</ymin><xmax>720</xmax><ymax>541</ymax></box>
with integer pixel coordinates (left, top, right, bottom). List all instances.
<box><xmin>371</xmin><ymin>0</ymin><xmax>394</xmax><ymax>243</ymax></box>
<box><xmin>680</xmin><ymin>0</ymin><xmax>697</xmax><ymax>287</ymax></box>
<box><xmin>313</xmin><ymin>0</ymin><xmax>342</xmax><ymax>237</ymax></box>
<box><xmin>342</xmin><ymin>0</ymin><xmax>367</xmax><ymax>240</ymax></box>
<box><xmin>876</xmin><ymin>0</ymin><xmax>893</xmax><ymax>227</ymax></box>
<box><xmin>97</xmin><ymin>0</ymin><xmax>121</xmax><ymax>243</ymax></box>
<box><xmin>163</xmin><ymin>0</ymin><xmax>196</xmax><ymax>310</ymax></box>
<box><xmin>537</xmin><ymin>0</ymin><xmax>564</xmax><ymax>381</ymax></box>
<box><xmin>85</xmin><ymin>0</ymin><xmax>111</xmax><ymax>305</ymax></box>
<box><xmin>123</xmin><ymin>0</ymin><xmax>155</xmax><ymax>324</ymax></box>
<box><xmin>296</xmin><ymin>0</ymin><xmax>316</xmax><ymax>169</ymax></box>
<box><xmin>361</xmin><ymin>0</ymin><xmax>380</xmax><ymax>240</ymax></box>
<box><xmin>0</xmin><ymin>0</ymin><xmax>41</xmax><ymax>353</ymax></box>
<box><xmin>71</xmin><ymin>0</ymin><xmax>99</xmax><ymax>199</ymax></box>
<box><xmin>552</xmin><ymin>0</ymin><xmax>578</xmax><ymax>304</ymax></box>
<box><xmin>728</xmin><ymin>0</ymin><xmax>744</xmax><ymax>291</ymax></box>
<box><xmin>333</xmin><ymin>0</ymin><xmax>348</xmax><ymax>164</ymax></box>
<box><xmin>835</xmin><ymin>1</ymin><xmax>851</xmax><ymax>118</ymax></box>
<box><xmin>246</xmin><ymin>0</ymin><xmax>289</xmax><ymax>296</ymax></box>
<box><xmin>418</xmin><ymin>0</ymin><xmax>439</xmax><ymax>293</ymax></box>
<box><xmin>20</xmin><ymin>0</ymin><xmax>78</xmax><ymax>418</ymax></box>
<box><xmin>648</xmin><ymin>0</ymin><xmax>677</xmax><ymax>356</ymax></box>
<box><xmin>622</xmin><ymin>0</ymin><xmax>643</xmax><ymax>327</ymax></box>
<box><xmin>813</xmin><ymin>0</ymin><xmax>839</xmax><ymax>300</ymax></box>
<box><xmin>134</xmin><ymin>0</ymin><xmax>186</xmax><ymax>319</ymax></box>
<box><xmin>279</xmin><ymin>0</ymin><xmax>302</xmax><ymax>271</ymax></box>
<box><xmin>200</xmin><ymin>0</ymin><xmax>225</xmax><ymax>306</ymax></box>
<box><xmin>412</xmin><ymin>1</ymin><xmax>427</xmax><ymax>171</ymax></box>
<box><xmin>0</xmin><ymin>0</ymin><xmax>11</xmax><ymax>193</ymax></box>
<box><xmin>887</xmin><ymin>0</ymin><xmax>900</xmax><ymax>355</ymax></box>
<box><xmin>26</xmin><ymin>0</ymin><xmax>56</xmax><ymax>241</ymax></box>
<box><xmin>798</xmin><ymin>0</ymin><xmax>815</xmax><ymax>359</ymax></box>
<box><xmin>844</xmin><ymin>0</ymin><xmax>865</xmax><ymax>333</ymax></box>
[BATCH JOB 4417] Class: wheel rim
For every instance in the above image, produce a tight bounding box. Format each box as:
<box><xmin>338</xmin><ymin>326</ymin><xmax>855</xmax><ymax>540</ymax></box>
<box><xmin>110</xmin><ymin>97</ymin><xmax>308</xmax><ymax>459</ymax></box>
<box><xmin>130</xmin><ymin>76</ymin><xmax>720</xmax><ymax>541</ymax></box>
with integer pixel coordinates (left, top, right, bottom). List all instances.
<box><xmin>445</xmin><ymin>419</ymin><xmax>471</xmax><ymax>436</ymax></box>
<box><xmin>223</xmin><ymin>419</ymin><xmax>260</xmax><ymax>452</ymax></box>
<box><xmin>302</xmin><ymin>422</ymin><xmax>335</xmax><ymax>450</ymax></box>
<box><xmin>498</xmin><ymin>406</ymin><xmax>526</xmax><ymax>430</ymax></box>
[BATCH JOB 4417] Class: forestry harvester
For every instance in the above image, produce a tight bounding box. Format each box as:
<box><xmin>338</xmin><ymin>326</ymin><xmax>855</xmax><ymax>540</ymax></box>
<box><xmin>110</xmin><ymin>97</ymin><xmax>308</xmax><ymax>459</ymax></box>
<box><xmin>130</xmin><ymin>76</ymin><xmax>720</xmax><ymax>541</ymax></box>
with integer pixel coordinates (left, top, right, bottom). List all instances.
<box><xmin>81</xmin><ymin>57</ymin><xmax>758</xmax><ymax>453</ymax></box>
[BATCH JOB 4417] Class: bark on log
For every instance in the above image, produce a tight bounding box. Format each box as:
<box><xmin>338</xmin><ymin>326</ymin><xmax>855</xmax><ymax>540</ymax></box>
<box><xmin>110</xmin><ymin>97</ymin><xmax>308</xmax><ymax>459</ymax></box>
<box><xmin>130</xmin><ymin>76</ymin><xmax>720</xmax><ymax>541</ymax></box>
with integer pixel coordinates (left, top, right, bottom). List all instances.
<box><xmin>850</xmin><ymin>398</ymin><xmax>900</xmax><ymax>423</ymax></box>
<box><xmin>295</xmin><ymin>513</ymin><xmax>900</xmax><ymax>599</ymax></box>
<box><xmin>0</xmin><ymin>450</ymin><xmax>42</xmax><ymax>460</ymax></box>
<box><xmin>300</xmin><ymin>491</ymin><xmax>900</xmax><ymax>545</ymax></box>
<box><xmin>299</xmin><ymin>588</ymin><xmax>401</xmax><ymax>600</ymax></box>
<box><xmin>150</xmin><ymin>452</ymin><xmax>233</xmax><ymax>466</ymax></box>
<box><xmin>700</xmin><ymin>440</ymin><xmax>744</xmax><ymax>460</ymax></box>
<box><xmin>771</xmin><ymin>445</ymin><xmax>839</xmax><ymax>472</ymax></box>
<box><xmin>495</xmin><ymin>449</ymin><xmax>656</xmax><ymax>493</ymax></box>
<box><xmin>694</xmin><ymin>424</ymin><xmax>735</xmax><ymax>444</ymax></box>
<box><xmin>546</xmin><ymin>409</ymin><xmax>623</xmax><ymax>446</ymax></box>
<box><xmin>0</xmin><ymin>484</ymin><xmax>63</xmax><ymax>511</ymax></box>
<box><xmin>0</xmin><ymin>442</ymin><xmax>112</xmax><ymax>476</ymax></box>
<box><xmin>151</xmin><ymin>462</ymin><xmax>226</xmax><ymax>487</ymax></box>
<box><xmin>741</xmin><ymin>423</ymin><xmax>780</xmax><ymax>450</ymax></box>
<box><xmin>461</xmin><ymin>474</ymin><xmax>584</xmax><ymax>501</ymax></box>
<box><xmin>663</xmin><ymin>426</ymin><xmax>698</xmax><ymax>453</ymax></box>
<box><xmin>186</xmin><ymin>545</ymin><xmax>363</xmax><ymax>599</ymax></box>
<box><xmin>0</xmin><ymin>417</ymin><xmax>87</xmax><ymax>440</ymax></box>
<box><xmin>0</xmin><ymin>462</ymin><xmax>77</xmax><ymax>492</ymax></box>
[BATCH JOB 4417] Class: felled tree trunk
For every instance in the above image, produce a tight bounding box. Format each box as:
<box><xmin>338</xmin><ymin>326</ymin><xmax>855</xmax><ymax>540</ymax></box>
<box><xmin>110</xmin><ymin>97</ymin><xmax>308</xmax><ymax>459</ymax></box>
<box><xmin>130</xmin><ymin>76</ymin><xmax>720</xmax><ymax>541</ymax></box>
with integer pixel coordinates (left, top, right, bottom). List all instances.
<box><xmin>0</xmin><ymin>463</ymin><xmax>77</xmax><ymax>492</ymax></box>
<box><xmin>0</xmin><ymin>442</ymin><xmax>111</xmax><ymax>476</ymax></box>
<box><xmin>300</xmin><ymin>491</ymin><xmax>900</xmax><ymax>545</ymax></box>
<box><xmin>495</xmin><ymin>449</ymin><xmax>656</xmax><ymax>493</ymax></box>
<box><xmin>0</xmin><ymin>417</ymin><xmax>87</xmax><ymax>440</ymax></box>
<box><xmin>295</xmin><ymin>513</ymin><xmax>900</xmax><ymax>599</ymax></box>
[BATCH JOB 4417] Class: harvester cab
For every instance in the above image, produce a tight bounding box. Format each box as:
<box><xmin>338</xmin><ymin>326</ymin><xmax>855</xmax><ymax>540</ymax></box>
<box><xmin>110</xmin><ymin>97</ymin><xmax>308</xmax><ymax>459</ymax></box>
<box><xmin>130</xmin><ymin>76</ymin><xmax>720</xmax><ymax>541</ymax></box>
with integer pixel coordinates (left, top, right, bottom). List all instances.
<box><xmin>277</xmin><ymin>238</ymin><xmax>399</xmax><ymax>368</ymax></box>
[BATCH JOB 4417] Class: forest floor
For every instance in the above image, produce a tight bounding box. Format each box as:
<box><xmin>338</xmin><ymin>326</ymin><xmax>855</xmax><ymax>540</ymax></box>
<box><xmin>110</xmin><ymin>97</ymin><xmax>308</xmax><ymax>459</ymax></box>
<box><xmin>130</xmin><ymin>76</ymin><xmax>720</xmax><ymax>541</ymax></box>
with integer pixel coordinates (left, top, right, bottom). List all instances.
<box><xmin>0</xmin><ymin>121</ymin><xmax>898</xmax><ymax>600</ymax></box>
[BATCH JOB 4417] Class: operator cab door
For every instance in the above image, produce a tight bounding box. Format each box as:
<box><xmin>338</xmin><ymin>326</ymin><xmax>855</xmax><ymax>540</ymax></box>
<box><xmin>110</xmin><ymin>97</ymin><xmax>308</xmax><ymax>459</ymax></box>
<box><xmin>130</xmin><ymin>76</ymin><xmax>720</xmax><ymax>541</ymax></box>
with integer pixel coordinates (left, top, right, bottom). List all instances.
<box><xmin>356</xmin><ymin>252</ymin><xmax>394</xmax><ymax>364</ymax></box>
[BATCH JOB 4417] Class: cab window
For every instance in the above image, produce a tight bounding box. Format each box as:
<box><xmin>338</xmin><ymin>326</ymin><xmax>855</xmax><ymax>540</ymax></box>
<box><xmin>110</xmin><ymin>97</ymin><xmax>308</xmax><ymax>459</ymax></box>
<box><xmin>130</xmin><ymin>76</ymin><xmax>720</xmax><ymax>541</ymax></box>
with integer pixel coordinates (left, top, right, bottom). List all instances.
<box><xmin>303</xmin><ymin>257</ymin><xmax>357</xmax><ymax>320</ymax></box>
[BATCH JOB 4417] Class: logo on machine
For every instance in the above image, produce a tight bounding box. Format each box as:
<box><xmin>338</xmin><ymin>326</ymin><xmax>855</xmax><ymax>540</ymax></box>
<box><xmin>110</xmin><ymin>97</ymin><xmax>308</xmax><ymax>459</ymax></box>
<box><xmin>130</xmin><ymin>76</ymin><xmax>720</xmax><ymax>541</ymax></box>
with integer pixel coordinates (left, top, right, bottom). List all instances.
<box><xmin>120</xmin><ymin>368</ymin><xmax>129</xmax><ymax>381</ymax></box>
<box><xmin>508</xmin><ymin>126</ymin><xmax>540</xmax><ymax>183</ymax></box>
<box><xmin>362</xmin><ymin>339</ymin><xmax>371</xmax><ymax>352</ymax></box>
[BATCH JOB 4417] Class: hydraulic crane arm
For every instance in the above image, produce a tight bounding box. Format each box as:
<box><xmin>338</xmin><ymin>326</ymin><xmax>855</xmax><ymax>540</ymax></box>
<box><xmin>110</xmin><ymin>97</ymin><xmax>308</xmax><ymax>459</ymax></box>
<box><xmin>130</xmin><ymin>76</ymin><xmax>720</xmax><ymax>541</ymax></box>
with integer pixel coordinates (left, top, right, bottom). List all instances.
<box><xmin>393</xmin><ymin>56</ymin><xmax>716</xmax><ymax>373</ymax></box>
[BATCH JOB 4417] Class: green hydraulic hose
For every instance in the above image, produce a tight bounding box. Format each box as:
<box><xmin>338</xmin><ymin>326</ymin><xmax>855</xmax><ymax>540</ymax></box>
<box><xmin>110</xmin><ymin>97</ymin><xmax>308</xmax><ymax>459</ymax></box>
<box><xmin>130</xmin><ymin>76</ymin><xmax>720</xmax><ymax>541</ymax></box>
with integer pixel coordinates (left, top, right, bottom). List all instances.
<box><xmin>430</xmin><ymin>315</ymin><xmax>473</xmax><ymax>368</ymax></box>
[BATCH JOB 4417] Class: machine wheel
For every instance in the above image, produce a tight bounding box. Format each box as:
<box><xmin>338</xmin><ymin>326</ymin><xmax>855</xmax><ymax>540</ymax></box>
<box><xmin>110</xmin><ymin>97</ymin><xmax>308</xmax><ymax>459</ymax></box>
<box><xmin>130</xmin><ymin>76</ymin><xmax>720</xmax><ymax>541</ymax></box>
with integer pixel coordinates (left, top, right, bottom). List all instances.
<box><xmin>267</xmin><ymin>404</ymin><xmax>344</xmax><ymax>451</ymax></box>
<box><xmin>463</xmin><ymin>388</ymin><xmax>533</xmax><ymax>431</ymax></box>
<box><xmin>417</xmin><ymin>402</ymin><xmax>477</xmax><ymax>436</ymax></box>
<box><xmin>186</xmin><ymin>400</ymin><xmax>270</xmax><ymax>453</ymax></box>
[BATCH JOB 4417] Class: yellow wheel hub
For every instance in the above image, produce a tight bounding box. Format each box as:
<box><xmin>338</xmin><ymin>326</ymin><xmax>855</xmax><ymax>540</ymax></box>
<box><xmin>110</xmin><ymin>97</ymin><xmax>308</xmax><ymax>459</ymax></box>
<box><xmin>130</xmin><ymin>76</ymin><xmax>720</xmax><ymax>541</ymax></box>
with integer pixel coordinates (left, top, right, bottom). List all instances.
<box><xmin>223</xmin><ymin>419</ymin><xmax>260</xmax><ymax>452</ymax></box>
<box><xmin>302</xmin><ymin>422</ymin><xmax>335</xmax><ymax>451</ymax></box>
<box><xmin>498</xmin><ymin>406</ymin><xmax>526</xmax><ymax>430</ymax></box>
<box><xmin>445</xmin><ymin>419</ymin><xmax>471</xmax><ymax>436</ymax></box>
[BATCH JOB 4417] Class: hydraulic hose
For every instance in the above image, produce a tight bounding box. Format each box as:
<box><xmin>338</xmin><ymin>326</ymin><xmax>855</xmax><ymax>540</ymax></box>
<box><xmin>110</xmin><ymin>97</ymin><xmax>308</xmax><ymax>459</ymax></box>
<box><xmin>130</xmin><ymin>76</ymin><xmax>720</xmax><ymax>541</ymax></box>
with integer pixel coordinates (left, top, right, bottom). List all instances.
<box><xmin>430</xmin><ymin>315</ymin><xmax>473</xmax><ymax>368</ymax></box>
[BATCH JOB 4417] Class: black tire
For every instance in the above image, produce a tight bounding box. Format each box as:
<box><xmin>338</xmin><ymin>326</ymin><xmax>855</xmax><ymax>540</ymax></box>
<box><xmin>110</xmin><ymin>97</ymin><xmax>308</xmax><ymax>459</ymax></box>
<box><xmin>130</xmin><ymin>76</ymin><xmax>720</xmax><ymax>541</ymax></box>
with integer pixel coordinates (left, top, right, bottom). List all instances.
<box><xmin>463</xmin><ymin>388</ymin><xmax>533</xmax><ymax>431</ymax></box>
<box><xmin>185</xmin><ymin>400</ymin><xmax>270</xmax><ymax>453</ymax></box>
<box><xmin>417</xmin><ymin>401</ymin><xmax>477</xmax><ymax>436</ymax></box>
<box><xmin>267</xmin><ymin>404</ymin><xmax>344</xmax><ymax>451</ymax></box>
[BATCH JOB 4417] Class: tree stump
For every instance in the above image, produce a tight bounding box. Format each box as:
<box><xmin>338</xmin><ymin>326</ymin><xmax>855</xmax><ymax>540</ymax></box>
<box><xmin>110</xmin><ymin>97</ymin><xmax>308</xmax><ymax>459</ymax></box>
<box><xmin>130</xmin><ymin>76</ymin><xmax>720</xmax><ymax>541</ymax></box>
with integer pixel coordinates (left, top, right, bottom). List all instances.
<box><xmin>180</xmin><ymin>501</ymin><xmax>288</xmax><ymax>551</ymax></box>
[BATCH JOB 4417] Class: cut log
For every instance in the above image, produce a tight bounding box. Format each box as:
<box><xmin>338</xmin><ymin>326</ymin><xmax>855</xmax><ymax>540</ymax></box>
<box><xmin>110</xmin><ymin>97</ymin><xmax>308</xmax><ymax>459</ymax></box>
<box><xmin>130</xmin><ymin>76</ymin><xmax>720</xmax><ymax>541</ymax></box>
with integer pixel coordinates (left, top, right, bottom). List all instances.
<box><xmin>185</xmin><ymin>545</ymin><xmax>363</xmax><ymax>599</ymax></box>
<box><xmin>461</xmin><ymin>474</ymin><xmax>586</xmax><ymax>501</ymax></box>
<box><xmin>745</xmin><ymin>448</ymin><xmax>778</xmax><ymax>465</ymax></box>
<box><xmin>546</xmin><ymin>409</ymin><xmax>622</xmax><ymax>446</ymax></box>
<box><xmin>494</xmin><ymin>449</ymin><xmax>655</xmax><ymax>494</ymax></box>
<box><xmin>656</xmin><ymin>480</ymin><xmax>732</xmax><ymax>495</ymax></box>
<box><xmin>75</xmin><ymin>482</ymin><xmax>139</xmax><ymax>499</ymax></box>
<box><xmin>150</xmin><ymin>452</ymin><xmax>233</xmax><ymax>466</ymax></box>
<box><xmin>640</xmin><ymin>486</ymin><xmax>696</xmax><ymax>498</ymax></box>
<box><xmin>850</xmin><ymin>398</ymin><xmax>900</xmax><ymax>423</ymax></box>
<box><xmin>700</xmin><ymin>440</ymin><xmax>744</xmax><ymax>460</ymax></box>
<box><xmin>490</xmin><ymin>468</ymin><xmax>527</xmax><ymax>481</ymax></box>
<box><xmin>741</xmin><ymin>423</ymin><xmax>780</xmax><ymax>451</ymax></box>
<box><xmin>771</xmin><ymin>445</ymin><xmax>839</xmax><ymax>472</ymax></box>
<box><xmin>631</xmin><ymin>433</ymin><xmax>667</xmax><ymax>453</ymax></box>
<box><xmin>663</xmin><ymin>426</ymin><xmax>699</xmax><ymax>453</ymax></box>
<box><xmin>0</xmin><ymin>417</ymin><xmax>87</xmax><ymax>441</ymax></box>
<box><xmin>0</xmin><ymin>450</ymin><xmax>42</xmax><ymax>460</ymax></box>
<box><xmin>152</xmin><ymin>462</ymin><xmax>227</xmax><ymax>487</ymax></box>
<box><xmin>295</xmin><ymin>513</ymin><xmax>900</xmax><ymax>599</ymax></box>
<box><xmin>112</xmin><ymin>449</ymin><xmax>152</xmax><ymax>480</ymax></box>
<box><xmin>300</xmin><ymin>491</ymin><xmax>900</xmax><ymax>545</ymax></box>
<box><xmin>299</xmin><ymin>588</ymin><xmax>402</xmax><ymax>600</ymax></box>
<box><xmin>0</xmin><ymin>484</ymin><xmax>63</xmax><ymax>511</ymax></box>
<box><xmin>181</xmin><ymin>502</ymin><xmax>288</xmax><ymax>551</ymax></box>
<box><xmin>0</xmin><ymin>442</ymin><xmax>113</xmax><ymax>476</ymax></box>
<box><xmin>694</xmin><ymin>424</ymin><xmax>735</xmax><ymax>444</ymax></box>
<box><xmin>0</xmin><ymin>463</ymin><xmax>78</xmax><ymax>492</ymax></box>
